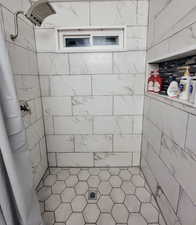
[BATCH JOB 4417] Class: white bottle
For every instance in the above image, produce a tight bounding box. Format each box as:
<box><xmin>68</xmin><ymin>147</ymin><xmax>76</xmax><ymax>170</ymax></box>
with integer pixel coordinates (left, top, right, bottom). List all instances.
<box><xmin>189</xmin><ymin>76</ymin><xmax>196</xmax><ymax>105</ymax></box>
<box><xmin>167</xmin><ymin>79</ymin><xmax>179</xmax><ymax>98</ymax></box>
<box><xmin>179</xmin><ymin>67</ymin><xmax>192</xmax><ymax>101</ymax></box>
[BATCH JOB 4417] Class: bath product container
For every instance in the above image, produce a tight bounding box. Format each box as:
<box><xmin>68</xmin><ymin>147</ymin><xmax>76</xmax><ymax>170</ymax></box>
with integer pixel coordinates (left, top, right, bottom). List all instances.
<box><xmin>179</xmin><ymin>66</ymin><xmax>191</xmax><ymax>101</ymax></box>
<box><xmin>147</xmin><ymin>71</ymin><xmax>154</xmax><ymax>92</ymax></box>
<box><xmin>153</xmin><ymin>70</ymin><xmax>163</xmax><ymax>93</ymax></box>
<box><xmin>189</xmin><ymin>76</ymin><xmax>196</xmax><ymax>105</ymax></box>
<box><xmin>167</xmin><ymin>77</ymin><xmax>179</xmax><ymax>98</ymax></box>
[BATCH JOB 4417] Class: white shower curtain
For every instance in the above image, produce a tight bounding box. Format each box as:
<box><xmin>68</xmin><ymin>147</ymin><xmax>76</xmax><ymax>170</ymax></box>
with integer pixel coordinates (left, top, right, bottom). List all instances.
<box><xmin>0</xmin><ymin>20</ymin><xmax>43</xmax><ymax>225</ymax></box>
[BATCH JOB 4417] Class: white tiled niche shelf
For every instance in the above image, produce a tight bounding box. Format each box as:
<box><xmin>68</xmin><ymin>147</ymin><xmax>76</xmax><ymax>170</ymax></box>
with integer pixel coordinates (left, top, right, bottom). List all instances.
<box><xmin>146</xmin><ymin>51</ymin><xmax>196</xmax><ymax>115</ymax></box>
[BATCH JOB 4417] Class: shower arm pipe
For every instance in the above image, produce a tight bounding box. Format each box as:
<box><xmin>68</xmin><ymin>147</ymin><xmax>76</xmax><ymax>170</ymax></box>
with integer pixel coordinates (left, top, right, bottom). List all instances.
<box><xmin>10</xmin><ymin>11</ymin><xmax>25</xmax><ymax>41</ymax></box>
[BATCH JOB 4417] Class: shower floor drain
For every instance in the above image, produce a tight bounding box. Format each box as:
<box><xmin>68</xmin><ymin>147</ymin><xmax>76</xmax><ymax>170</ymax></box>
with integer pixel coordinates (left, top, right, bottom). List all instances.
<box><xmin>88</xmin><ymin>190</ymin><xmax>97</xmax><ymax>200</ymax></box>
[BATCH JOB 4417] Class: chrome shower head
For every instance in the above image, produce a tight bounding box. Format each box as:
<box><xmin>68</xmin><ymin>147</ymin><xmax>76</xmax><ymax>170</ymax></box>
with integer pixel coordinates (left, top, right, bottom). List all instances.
<box><xmin>10</xmin><ymin>0</ymin><xmax>56</xmax><ymax>40</ymax></box>
<box><xmin>26</xmin><ymin>0</ymin><xmax>56</xmax><ymax>27</ymax></box>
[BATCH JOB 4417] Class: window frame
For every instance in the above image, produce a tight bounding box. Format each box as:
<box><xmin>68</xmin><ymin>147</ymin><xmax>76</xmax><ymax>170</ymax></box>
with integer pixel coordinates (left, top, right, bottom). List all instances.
<box><xmin>56</xmin><ymin>26</ymin><xmax>126</xmax><ymax>52</ymax></box>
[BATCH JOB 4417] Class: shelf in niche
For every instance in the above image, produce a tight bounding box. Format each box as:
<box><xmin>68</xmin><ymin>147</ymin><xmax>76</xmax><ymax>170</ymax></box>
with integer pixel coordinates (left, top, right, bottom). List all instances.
<box><xmin>146</xmin><ymin>92</ymin><xmax>196</xmax><ymax>115</ymax></box>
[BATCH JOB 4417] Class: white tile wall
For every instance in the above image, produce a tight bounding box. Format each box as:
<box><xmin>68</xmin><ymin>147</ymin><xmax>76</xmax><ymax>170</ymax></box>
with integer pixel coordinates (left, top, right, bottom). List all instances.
<box><xmin>35</xmin><ymin>0</ymin><xmax>148</xmax><ymax>168</ymax></box>
<box><xmin>93</xmin><ymin>116</ymin><xmax>133</xmax><ymax>134</ymax></box>
<box><xmin>75</xmin><ymin>135</ymin><xmax>112</xmax><ymax>152</ymax></box>
<box><xmin>54</xmin><ymin>116</ymin><xmax>93</xmax><ymax>134</ymax></box>
<box><xmin>57</xmin><ymin>153</ymin><xmax>94</xmax><ymax>167</ymax></box>
<box><xmin>38</xmin><ymin>53</ymin><xmax>69</xmax><ymax>75</ymax></box>
<box><xmin>69</xmin><ymin>53</ymin><xmax>112</xmax><ymax>75</ymax></box>
<box><xmin>92</xmin><ymin>75</ymin><xmax>145</xmax><ymax>96</ymax></box>
<box><xmin>50</xmin><ymin>76</ymin><xmax>91</xmax><ymax>96</ymax></box>
<box><xmin>72</xmin><ymin>96</ymin><xmax>113</xmax><ymax>115</ymax></box>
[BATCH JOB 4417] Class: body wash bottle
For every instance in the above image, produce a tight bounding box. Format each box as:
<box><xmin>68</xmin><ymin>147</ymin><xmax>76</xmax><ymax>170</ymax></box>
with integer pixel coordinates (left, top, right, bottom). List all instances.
<box><xmin>179</xmin><ymin>66</ymin><xmax>191</xmax><ymax>101</ymax></box>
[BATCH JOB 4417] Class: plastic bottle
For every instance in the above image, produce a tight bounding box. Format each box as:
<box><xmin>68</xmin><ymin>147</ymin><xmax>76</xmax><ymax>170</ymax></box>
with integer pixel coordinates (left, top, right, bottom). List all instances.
<box><xmin>153</xmin><ymin>70</ymin><xmax>163</xmax><ymax>93</ymax></box>
<box><xmin>147</xmin><ymin>71</ymin><xmax>154</xmax><ymax>92</ymax></box>
<box><xmin>167</xmin><ymin>77</ymin><xmax>179</xmax><ymax>98</ymax></box>
<box><xmin>189</xmin><ymin>76</ymin><xmax>196</xmax><ymax>104</ymax></box>
<box><xmin>179</xmin><ymin>66</ymin><xmax>192</xmax><ymax>101</ymax></box>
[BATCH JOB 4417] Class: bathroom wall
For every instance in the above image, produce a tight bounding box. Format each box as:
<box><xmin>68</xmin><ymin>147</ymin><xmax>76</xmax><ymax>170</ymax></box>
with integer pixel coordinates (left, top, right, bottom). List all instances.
<box><xmin>35</xmin><ymin>0</ymin><xmax>148</xmax><ymax>168</ymax></box>
<box><xmin>142</xmin><ymin>1</ymin><xmax>196</xmax><ymax>225</ymax></box>
<box><xmin>0</xmin><ymin>0</ymin><xmax>48</xmax><ymax>187</ymax></box>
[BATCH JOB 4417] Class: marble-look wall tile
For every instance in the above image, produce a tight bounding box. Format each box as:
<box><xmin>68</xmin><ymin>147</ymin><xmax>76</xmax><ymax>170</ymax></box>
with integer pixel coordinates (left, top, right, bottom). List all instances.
<box><xmin>113</xmin><ymin>134</ymin><xmax>141</xmax><ymax>152</ymax></box>
<box><xmin>113</xmin><ymin>51</ymin><xmax>146</xmax><ymax>74</ymax></box>
<box><xmin>185</xmin><ymin>114</ymin><xmax>196</xmax><ymax>158</ymax></box>
<box><xmin>132</xmin><ymin>152</ymin><xmax>140</xmax><ymax>166</ymax></box>
<box><xmin>44</xmin><ymin>116</ymin><xmax>54</xmax><ymax>135</ymax></box>
<box><xmin>75</xmin><ymin>135</ymin><xmax>112</xmax><ymax>152</ymax></box>
<box><xmin>38</xmin><ymin>53</ymin><xmax>69</xmax><ymax>75</ymax></box>
<box><xmin>42</xmin><ymin>2</ymin><xmax>90</xmax><ymax>27</ymax></box>
<box><xmin>160</xmin><ymin>134</ymin><xmax>196</xmax><ymax>204</ymax></box>
<box><xmin>48</xmin><ymin>153</ymin><xmax>57</xmax><ymax>167</ymax></box>
<box><xmin>126</xmin><ymin>26</ymin><xmax>147</xmax><ymax>50</ymax></box>
<box><xmin>40</xmin><ymin>76</ymin><xmax>50</xmax><ymax>97</ymax></box>
<box><xmin>69</xmin><ymin>53</ymin><xmax>112</xmax><ymax>75</ymax></box>
<box><xmin>42</xmin><ymin>97</ymin><xmax>72</xmax><ymax>116</ymax></box>
<box><xmin>93</xmin><ymin>116</ymin><xmax>133</xmax><ymax>134</ymax></box>
<box><xmin>114</xmin><ymin>96</ymin><xmax>144</xmax><ymax>115</ymax></box>
<box><xmin>143</xmin><ymin>118</ymin><xmax>162</xmax><ymax>155</ymax></box>
<box><xmin>177</xmin><ymin>189</ymin><xmax>196</xmax><ymax>225</ymax></box>
<box><xmin>90</xmin><ymin>1</ymin><xmax>137</xmax><ymax>26</ymax></box>
<box><xmin>50</xmin><ymin>76</ymin><xmax>91</xmax><ymax>96</ymax></box>
<box><xmin>146</xmin><ymin>148</ymin><xmax>180</xmax><ymax>210</ymax></box>
<box><xmin>148</xmin><ymin>99</ymin><xmax>188</xmax><ymax>148</ymax></box>
<box><xmin>133</xmin><ymin>115</ymin><xmax>143</xmax><ymax>134</ymax></box>
<box><xmin>46</xmin><ymin>135</ymin><xmax>74</xmax><ymax>153</ymax></box>
<box><xmin>92</xmin><ymin>75</ymin><xmax>145</xmax><ymax>96</ymax></box>
<box><xmin>157</xmin><ymin>190</ymin><xmax>182</xmax><ymax>225</ymax></box>
<box><xmin>35</xmin><ymin>28</ymin><xmax>56</xmax><ymax>52</ymax></box>
<box><xmin>54</xmin><ymin>116</ymin><xmax>93</xmax><ymax>134</ymax></box>
<box><xmin>137</xmin><ymin>1</ymin><xmax>149</xmax><ymax>25</ymax></box>
<box><xmin>72</xmin><ymin>96</ymin><xmax>113</xmax><ymax>115</ymax></box>
<box><xmin>57</xmin><ymin>153</ymin><xmax>94</xmax><ymax>167</ymax></box>
<box><xmin>94</xmin><ymin>152</ymin><xmax>132</xmax><ymax>167</ymax></box>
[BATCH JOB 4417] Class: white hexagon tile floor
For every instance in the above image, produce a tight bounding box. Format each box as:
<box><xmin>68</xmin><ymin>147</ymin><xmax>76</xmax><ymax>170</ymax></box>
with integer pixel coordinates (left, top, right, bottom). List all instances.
<box><xmin>36</xmin><ymin>167</ymin><xmax>164</xmax><ymax>225</ymax></box>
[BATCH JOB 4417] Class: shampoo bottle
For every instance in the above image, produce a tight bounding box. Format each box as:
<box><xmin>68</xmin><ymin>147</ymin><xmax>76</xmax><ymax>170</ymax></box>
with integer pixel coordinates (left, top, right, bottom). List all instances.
<box><xmin>179</xmin><ymin>66</ymin><xmax>191</xmax><ymax>101</ymax></box>
<box><xmin>167</xmin><ymin>77</ymin><xmax>179</xmax><ymax>98</ymax></box>
<box><xmin>189</xmin><ymin>76</ymin><xmax>196</xmax><ymax>104</ymax></box>
<box><xmin>153</xmin><ymin>70</ymin><xmax>163</xmax><ymax>93</ymax></box>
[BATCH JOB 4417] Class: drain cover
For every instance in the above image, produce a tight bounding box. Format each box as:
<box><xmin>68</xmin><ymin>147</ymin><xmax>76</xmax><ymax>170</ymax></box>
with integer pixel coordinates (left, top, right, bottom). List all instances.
<box><xmin>88</xmin><ymin>191</ymin><xmax>97</xmax><ymax>200</ymax></box>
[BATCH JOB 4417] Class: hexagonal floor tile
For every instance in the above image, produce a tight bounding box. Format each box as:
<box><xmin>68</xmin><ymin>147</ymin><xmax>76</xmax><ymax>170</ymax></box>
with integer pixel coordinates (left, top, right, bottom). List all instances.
<box><xmin>111</xmin><ymin>188</ymin><xmax>125</xmax><ymax>203</ymax></box>
<box><xmin>61</xmin><ymin>188</ymin><xmax>75</xmax><ymax>203</ymax></box>
<box><xmin>83</xmin><ymin>204</ymin><xmax>100</xmax><ymax>223</ymax></box>
<box><xmin>136</xmin><ymin>187</ymin><xmax>151</xmax><ymax>202</ymax></box>
<box><xmin>71</xmin><ymin>196</ymin><xmax>87</xmax><ymax>212</ymax></box>
<box><xmin>128</xmin><ymin>167</ymin><xmax>140</xmax><ymax>175</ymax></box>
<box><xmin>45</xmin><ymin>194</ymin><xmax>61</xmax><ymax>211</ymax></box>
<box><xmin>128</xmin><ymin>213</ymin><xmax>147</xmax><ymax>225</ymax></box>
<box><xmin>98</xmin><ymin>196</ymin><xmax>113</xmax><ymax>212</ymax></box>
<box><xmin>89</xmin><ymin>168</ymin><xmax>100</xmax><ymax>175</ymax></box>
<box><xmin>99</xmin><ymin>170</ymin><xmax>110</xmax><ymax>181</ymax></box>
<box><xmin>57</xmin><ymin>170</ymin><xmax>69</xmax><ymax>180</ymax></box>
<box><xmin>98</xmin><ymin>181</ymin><xmax>112</xmax><ymax>195</ymax></box>
<box><xmin>69</xmin><ymin>168</ymin><xmax>80</xmax><ymax>175</ymax></box>
<box><xmin>44</xmin><ymin>175</ymin><xmax>56</xmax><ymax>186</ymax></box>
<box><xmin>66</xmin><ymin>175</ymin><xmax>78</xmax><ymax>187</ymax></box>
<box><xmin>112</xmin><ymin>204</ymin><xmax>128</xmax><ymax>223</ymax></box>
<box><xmin>55</xmin><ymin>203</ymin><xmax>72</xmax><ymax>222</ymax></box>
<box><xmin>119</xmin><ymin>170</ymin><xmax>131</xmax><ymax>181</ymax></box>
<box><xmin>75</xmin><ymin>181</ymin><xmax>88</xmax><ymax>195</ymax></box>
<box><xmin>97</xmin><ymin>214</ymin><xmax>115</xmax><ymax>225</ymax></box>
<box><xmin>109</xmin><ymin>168</ymin><xmax>120</xmax><ymax>175</ymax></box>
<box><xmin>141</xmin><ymin>203</ymin><xmax>159</xmax><ymax>223</ymax></box>
<box><xmin>67</xmin><ymin>213</ymin><xmax>85</xmax><ymax>225</ymax></box>
<box><xmin>42</xmin><ymin>212</ymin><xmax>55</xmax><ymax>225</ymax></box>
<box><xmin>52</xmin><ymin>181</ymin><xmax>66</xmax><ymax>194</ymax></box>
<box><xmin>78</xmin><ymin>170</ymin><xmax>90</xmax><ymax>181</ymax></box>
<box><xmin>37</xmin><ymin>186</ymin><xmax>51</xmax><ymax>201</ymax></box>
<box><xmin>109</xmin><ymin>176</ymin><xmax>122</xmax><ymax>187</ymax></box>
<box><xmin>124</xmin><ymin>195</ymin><xmax>140</xmax><ymax>212</ymax></box>
<box><xmin>87</xmin><ymin>176</ymin><xmax>100</xmax><ymax>188</ymax></box>
<box><xmin>121</xmin><ymin>181</ymin><xmax>135</xmax><ymax>194</ymax></box>
<box><xmin>132</xmin><ymin>174</ymin><xmax>145</xmax><ymax>187</ymax></box>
